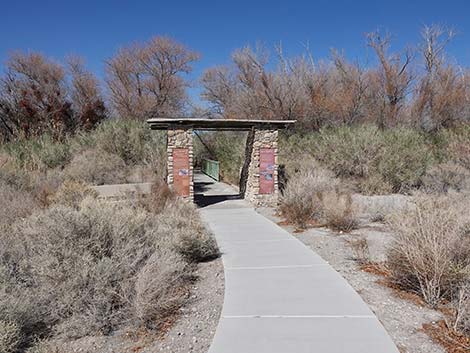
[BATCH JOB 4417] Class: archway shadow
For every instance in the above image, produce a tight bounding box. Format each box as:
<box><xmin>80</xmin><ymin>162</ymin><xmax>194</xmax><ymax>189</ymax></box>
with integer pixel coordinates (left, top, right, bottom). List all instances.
<box><xmin>193</xmin><ymin>173</ymin><xmax>242</xmax><ymax>208</ymax></box>
<box><xmin>194</xmin><ymin>193</ymin><xmax>242</xmax><ymax>208</ymax></box>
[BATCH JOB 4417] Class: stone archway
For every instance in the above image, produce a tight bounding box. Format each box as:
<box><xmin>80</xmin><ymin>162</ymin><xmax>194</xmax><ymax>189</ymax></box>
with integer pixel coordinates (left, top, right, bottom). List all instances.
<box><xmin>147</xmin><ymin>118</ymin><xmax>295</xmax><ymax>207</ymax></box>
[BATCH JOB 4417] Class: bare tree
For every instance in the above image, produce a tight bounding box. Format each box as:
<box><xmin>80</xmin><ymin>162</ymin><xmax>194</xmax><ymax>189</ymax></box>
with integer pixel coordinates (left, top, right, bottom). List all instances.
<box><xmin>105</xmin><ymin>37</ymin><xmax>199</xmax><ymax>120</ymax></box>
<box><xmin>0</xmin><ymin>52</ymin><xmax>73</xmax><ymax>140</ymax></box>
<box><xmin>202</xmin><ymin>45</ymin><xmax>313</xmax><ymax>123</ymax></box>
<box><xmin>68</xmin><ymin>56</ymin><xmax>106</xmax><ymax>130</ymax></box>
<box><xmin>367</xmin><ymin>30</ymin><xmax>414</xmax><ymax>128</ymax></box>
<box><xmin>414</xmin><ymin>25</ymin><xmax>467</xmax><ymax>130</ymax></box>
<box><xmin>201</xmin><ymin>66</ymin><xmax>238</xmax><ymax>118</ymax></box>
<box><xmin>331</xmin><ymin>50</ymin><xmax>368</xmax><ymax>125</ymax></box>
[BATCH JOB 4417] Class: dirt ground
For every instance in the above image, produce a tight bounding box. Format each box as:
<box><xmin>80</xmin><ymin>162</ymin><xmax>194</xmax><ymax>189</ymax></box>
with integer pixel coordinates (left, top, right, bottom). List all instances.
<box><xmin>258</xmin><ymin>206</ymin><xmax>446</xmax><ymax>353</ymax></box>
<box><xmin>48</xmin><ymin>258</ymin><xmax>224</xmax><ymax>353</ymax></box>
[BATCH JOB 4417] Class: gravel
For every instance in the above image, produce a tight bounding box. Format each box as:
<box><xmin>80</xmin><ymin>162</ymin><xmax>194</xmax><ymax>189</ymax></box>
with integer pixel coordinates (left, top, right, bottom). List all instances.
<box><xmin>153</xmin><ymin>257</ymin><xmax>224</xmax><ymax>353</ymax></box>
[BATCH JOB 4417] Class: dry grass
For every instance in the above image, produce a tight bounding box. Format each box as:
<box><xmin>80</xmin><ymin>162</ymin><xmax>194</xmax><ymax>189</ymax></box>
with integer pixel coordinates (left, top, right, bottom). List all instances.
<box><xmin>387</xmin><ymin>194</ymin><xmax>470</xmax><ymax>336</ymax></box>
<box><xmin>322</xmin><ymin>191</ymin><xmax>358</xmax><ymax>232</ymax></box>
<box><xmin>450</xmin><ymin>282</ymin><xmax>470</xmax><ymax>335</ymax></box>
<box><xmin>49</xmin><ymin>180</ymin><xmax>97</xmax><ymax>208</ymax></box>
<box><xmin>422</xmin><ymin>320</ymin><xmax>470</xmax><ymax>353</ymax></box>
<box><xmin>279</xmin><ymin>165</ymin><xmax>339</xmax><ymax>228</ymax></box>
<box><xmin>0</xmin><ymin>182</ymin><xmax>39</xmax><ymax>229</ymax></box>
<box><xmin>134</xmin><ymin>248</ymin><xmax>191</xmax><ymax>328</ymax></box>
<box><xmin>422</xmin><ymin>162</ymin><xmax>470</xmax><ymax>193</ymax></box>
<box><xmin>64</xmin><ymin>149</ymin><xmax>128</xmax><ymax>185</ymax></box>
<box><xmin>279</xmin><ymin>164</ymin><xmax>359</xmax><ymax>232</ymax></box>
<box><xmin>0</xmin><ymin>321</ymin><xmax>21</xmax><ymax>353</ymax></box>
<box><xmin>157</xmin><ymin>199</ymin><xmax>220</xmax><ymax>263</ymax></box>
<box><xmin>138</xmin><ymin>182</ymin><xmax>176</xmax><ymax>214</ymax></box>
<box><xmin>347</xmin><ymin>236</ymin><xmax>371</xmax><ymax>264</ymax></box>
<box><xmin>0</xmin><ymin>196</ymin><xmax>219</xmax><ymax>351</ymax></box>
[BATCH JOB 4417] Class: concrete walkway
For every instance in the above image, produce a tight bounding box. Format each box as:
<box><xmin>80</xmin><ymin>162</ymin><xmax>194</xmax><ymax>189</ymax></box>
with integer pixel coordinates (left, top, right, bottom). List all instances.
<box><xmin>196</xmin><ymin>173</ymin><xmax>399</xmax><ymax>353</ymax></box>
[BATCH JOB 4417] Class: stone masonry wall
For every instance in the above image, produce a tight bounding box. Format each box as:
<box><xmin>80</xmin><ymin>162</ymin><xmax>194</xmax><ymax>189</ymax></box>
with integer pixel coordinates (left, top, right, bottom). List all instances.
<box><xmin>167</xmin><ymin>128</ymin><xmax>194</xmax><ymax>201</ymax></box>
<box><xmin>244</xmin><ymin>129</ymin><xmax>279</xmax><ymax>207</ymax></box>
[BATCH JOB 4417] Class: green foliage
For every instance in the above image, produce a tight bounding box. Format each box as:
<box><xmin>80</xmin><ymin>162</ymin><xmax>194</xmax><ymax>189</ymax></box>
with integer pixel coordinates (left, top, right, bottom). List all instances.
<box><xmin>280</xmin><ymin>125</ymin><xmax>434</xmax><ymax>194</ymax></box>
<box><xmin>1</xmin><ymin>119</ymin><xmax>166</xmax><ymax>187</ymax></box>
<box><xmin>72</xmin><ymin>119</ymin><xmax>166</xmax><ymax>167</ymax></box>
<box><xmin>64</xmin><ymin>149</ymin><xmax>128</xmax><ymax>185</ymax></box>
<box><xmin>2</xmin><ymin>134</ymin><xmax>70</xmax><ymax>171</ymax></box>
<box><xmin>377</xmin><ymin>128</ymin><xmax>432</xmax><ymax>192</ymax></box>
<box><xmin>436</xmin><ymin>124</ymin><xmax>470</xmax><ymax>169</ymax></box>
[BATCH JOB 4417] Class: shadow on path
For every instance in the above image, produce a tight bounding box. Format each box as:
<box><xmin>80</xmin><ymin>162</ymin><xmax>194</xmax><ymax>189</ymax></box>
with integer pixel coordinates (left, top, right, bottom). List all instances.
<box><xmin>194</xmin><ymin>172</ymin><xmax>241</xmax><ymax>208</ymax></box>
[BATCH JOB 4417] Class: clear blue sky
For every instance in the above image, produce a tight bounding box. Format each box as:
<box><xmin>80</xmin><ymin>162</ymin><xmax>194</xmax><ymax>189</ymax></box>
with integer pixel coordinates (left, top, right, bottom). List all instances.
<box><xmin>2</xmin><ymin>0</ymin><xmax>470</xmax><ymax>104</ymax></box>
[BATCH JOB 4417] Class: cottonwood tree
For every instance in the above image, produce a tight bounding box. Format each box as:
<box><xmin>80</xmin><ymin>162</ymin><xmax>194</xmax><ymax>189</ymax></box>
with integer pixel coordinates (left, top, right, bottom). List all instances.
<box><xmin>201</xmin><ymin>65</ymin><xmax>239</xmax><ymax>118</ymax></box>
<box><xmin>330</xmin><ymin>51</ymin><xmax>368</xmax><ymax>125</ymax></box>
<box><xmin>105</xmin><ymin>37</ymin><xmax>199</xmax><ymax>120</ymax></box>
<box><xmin>68</xmin><ymin>56</ymin><xmax>106</xmax><ymax>130</ymax></box>
<box><xmin>201</xmin><ymin>26</ymin><xmax>469</xmax><ymax>131</ymax></box>
<box><xmin>201</xmin><ymin>45</ymin><xmax>369</xmax><ymax>130</ymax></box>
<box><xmin>367</xmin><ymin>31</ymin><xmax>414</xmax><ymax>129</ymax></box>
<box><xmin>0</xmin><ymin>52</ymin><xmax>73</xmax><ymax>140</ymax></box>
<box><xmin>414</xmin><ymin>25</ymin><xmax>468</xmax><ymax>130</ymax></box>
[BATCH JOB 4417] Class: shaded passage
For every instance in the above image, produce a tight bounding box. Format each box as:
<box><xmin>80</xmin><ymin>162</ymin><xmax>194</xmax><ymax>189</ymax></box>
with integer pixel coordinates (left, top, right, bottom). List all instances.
<box><xmin>194</xmin><ymin>172</ymin><xmax>241</xmax><ymax>208</ymax></box>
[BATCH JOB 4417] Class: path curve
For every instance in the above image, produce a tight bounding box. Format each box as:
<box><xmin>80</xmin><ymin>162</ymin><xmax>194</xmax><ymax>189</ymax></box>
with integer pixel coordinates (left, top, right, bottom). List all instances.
<box><xmin>199</xmin><ymin>177</ymin><xmax>399</xmax><ymax>353</ymax></box>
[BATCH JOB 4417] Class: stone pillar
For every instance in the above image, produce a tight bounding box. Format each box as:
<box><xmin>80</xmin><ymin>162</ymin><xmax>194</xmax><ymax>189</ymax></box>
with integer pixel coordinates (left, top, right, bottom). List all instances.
<box><xmin>167</xmin><ymin>128</ymin><xmax>194</xmax><ymax>202</ymax></box>
<box><xmin>244</xmin><ymin>129</ymin><xmax>279</xmax><ymax>207</ymax></box>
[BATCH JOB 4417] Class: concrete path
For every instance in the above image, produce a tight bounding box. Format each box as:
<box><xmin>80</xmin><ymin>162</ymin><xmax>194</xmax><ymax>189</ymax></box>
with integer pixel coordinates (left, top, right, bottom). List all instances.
<box><xmin>196</xmin><ymin>173</ymin><xmax>399</xmax><ymax>353</ymax></box>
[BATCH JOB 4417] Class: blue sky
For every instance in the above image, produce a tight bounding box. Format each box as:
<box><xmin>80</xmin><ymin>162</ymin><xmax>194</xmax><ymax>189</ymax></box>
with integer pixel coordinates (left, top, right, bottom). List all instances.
<box><xmin>2</xmin><ymin>0</ymin><xmax>470</xmax><ymax>104</ymax></box>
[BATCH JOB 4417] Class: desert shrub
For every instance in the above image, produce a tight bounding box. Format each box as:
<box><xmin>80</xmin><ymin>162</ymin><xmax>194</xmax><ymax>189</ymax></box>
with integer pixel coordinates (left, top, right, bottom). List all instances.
<box><xmin>138</xmin><ymin>182</ymin><xmax>175</xmax><ymax>214</ymax></box>
<box><xmin>7</xmin><ymin>199</ymin><xmax>156</xmax><ymax>338</ymax></box>
<box><xmin>422</xmin><ymin>162</ymin><xmax>470</xmax><ymax>193</ymax></box>
<box><xmin>72</xmin><ymin>119</ymin><xmax>165</xmax><ymax>168</ymax></box>
<box><xmin>376</xmin><ymin>128</ymin><xmax>432</xmax><ymax>192</ymax></box>
<box><xmin>387</xmin><ymin>194</ymin><xmax>470</xmax><ymax>307</ymax></box>
<box><xmin>157</xmin><ymin>200</ymin><xmax>220</xmax><ymax>262</ymax></box>
<box><xmin>174</xmin><ymin>229</ymin><xmax>220</xmax><ymax>263</ymax></box>
<box><xmin>49</xmin><ymin>180</ymin><xmax>97</xmax><ymax>208</ymax></box>
<box><xmin>1</xmin><ymin>120</ymin><xmax>165</xmax><ymax>185</ymax></box>
<box><xmin>0</xmin><ymin>196</ymin><xmax>218</xmax><ymax>347</ymax></box>
<box><xmin>281</xmin><ymin>125</ymin><xmax>433</xmax><ymax>194</ymax></box>
<box><xmin>214</xmin><ymin>132</ymin><xmax>245</xmax><ymax>185</ymax></box>
<box><xmin>280</xmin><ymin>165</ymin><xmax>339</xmax><ymax>228</ymax></box>
<box><xmin>1</xmin><ymin>134</ymin><xmax>70</xmax><ymax>171</ymax></box>
<box><xmin>322</xmin><ymin>191</ymin><xmax>358</xmax><ymax>232</ymax></box>
<box><xmin>0</xmin><ymin>163</ymin><xmax>32</xmax><ymax>192</ymax></box>
<box><xmin>312</xmin><ymin>125</ymin><xmax>383</xmax><ymax>179</ymax></box>
<box><xmin>348</xmin><ymin>237</ymin><xmax>371</xmax><ymax>264</ymax></box>
<box><xmin>64</xmin><ymin>149</ymin><xmax>128</xmax><ymax>185</ymax></box>
<box><xmin>134</xmin><ymin>248</ymin><xmax>190</xmax><ymax>328</ymax></box>
<box><xmin>0</xmin><ymin>182</ymin><xmax>39</xmax><ymax>228</ymax></box>
<box><xmin>25</xmin><ymin>340</ymin><xmax>61</xmax><ymax>353</ymax></box>
<box><xmin>450</xmin><ymin>281</ymin><xmax>470</xmax><ymax>334</ymax></box>
<box><xmin>357</xmin><ymin>174</ymin><xmax>394</xmax><ymax>195</ymax></box>
<box><xmin>438</xmin><ymin>125</ymin><xmax>470</xmax><ymax>169</ymax></box>
<box><xmin>0</xmin><ymin>321</ymin><xmax>21</xmax><ymax>353</ymax></box>
<box><xmin>0</xmin><ymin>159</ymin><xmax>64</xmax><ymax>206</ymax></box>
